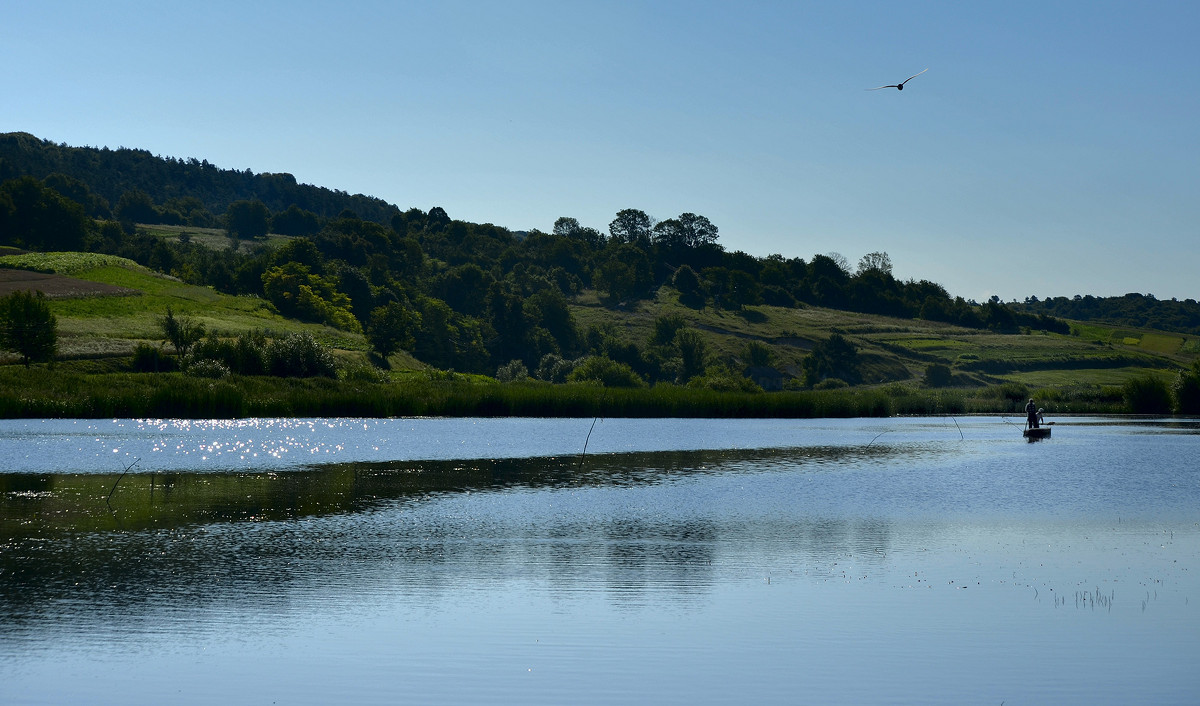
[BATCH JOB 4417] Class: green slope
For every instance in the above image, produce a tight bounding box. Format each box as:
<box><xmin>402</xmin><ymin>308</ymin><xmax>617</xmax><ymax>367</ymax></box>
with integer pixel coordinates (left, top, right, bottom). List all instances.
<box><xmin>0</xmin><ymin>252</ymin><xmax>367</xmax><ymax>361</ymax></box>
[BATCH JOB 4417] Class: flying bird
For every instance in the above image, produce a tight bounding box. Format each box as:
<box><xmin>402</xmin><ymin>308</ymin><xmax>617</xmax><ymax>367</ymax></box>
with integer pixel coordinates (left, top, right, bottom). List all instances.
<box><xmin>867</xmin><ymin>68</ymin><xmax>927</xmax><ymax>91</ymax></box>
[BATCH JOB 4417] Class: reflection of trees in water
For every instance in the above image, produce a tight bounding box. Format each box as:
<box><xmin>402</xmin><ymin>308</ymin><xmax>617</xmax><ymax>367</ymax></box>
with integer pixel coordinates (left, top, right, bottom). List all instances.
<box><xmin>0</xmin><ymin>444</ymin><xmax>914</xmax><ymax>628</ymax></box>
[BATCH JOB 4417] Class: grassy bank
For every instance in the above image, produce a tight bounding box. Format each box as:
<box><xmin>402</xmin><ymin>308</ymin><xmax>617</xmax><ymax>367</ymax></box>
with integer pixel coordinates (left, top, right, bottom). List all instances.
<box><xmin>0</xmin><ymin>365</ymin><xmax>1135</xmax><ymax>420</ymax></box>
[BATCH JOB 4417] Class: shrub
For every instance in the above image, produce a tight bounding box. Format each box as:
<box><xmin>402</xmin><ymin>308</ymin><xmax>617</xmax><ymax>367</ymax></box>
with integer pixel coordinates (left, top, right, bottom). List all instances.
<box><xmin>267</xmin><ymin>333</ymin><xmax>337</xmax><ymax>378</ymax></box>
<box><xmin>160</xmin><ymin>307</ymin><xmax>205</xmax><ymax>362</ymax></box>
<box><xmin>536</xmin><ymin>353</ymin><xmax>577</xmax><ymax>383</ymax></box>
<box><xmin>649</xmin><ymin>314</ymin><xmax>688</xmax><ymax>346</ymax></box>
<box><xmin>132</xmin><ymin>342</ymin><xmax>176</xmax><ymax>372</ymax></box>
<box><xmin>188</xmin><ymin>359</ymin><xmax>230</xmax><ymax>379</ymax></box>
<box><xmin>191</xmin><ymin>331</ymin><xmax>268</xmax><ymax>375</ymax></box>
<box><xmin>801</xmin><ymin>333</ymin><xmax>860</xmax><ymax>387</ymax></box>
<box><xmin>742</xmin><ymin>341</ymin><xmax>775</xmax><ymax>369</ymax></box>
<box><xmin>760</xmin><ymin>285</ymin><xmax>797</xmax><ymax>308</ymax></box>
<box><xmin>340</xmin><ymin>363</ymin><xmax>388</xmax><ymax>383</ymax></box>
<box><xmin>568</xmin><ymin>356</ymin><xmax>645</xmax><ymax>388</ymax></box>
<box><xmin>1123</xmin><ymin>375</ymin><xmax>1172</xmax><ymax>414</ymax></box>
<box><xmin>924</xmin><ymin>363</ymin><xmax>953</xmax><ymax>387</ymax></box>
<box><xmin>814</xmin><ymin>378</ymin><xmax>848</xmax><ymax>390</ymax></box>
<box><xmin>1172</xmin><ymin>363</ymin><xmax>1200</xmax><ymax>414</ymax></box>
<box><xmin>496</xmin><ymin>359</ymin><xmax>529</xmax><ymax>382</ymax></box>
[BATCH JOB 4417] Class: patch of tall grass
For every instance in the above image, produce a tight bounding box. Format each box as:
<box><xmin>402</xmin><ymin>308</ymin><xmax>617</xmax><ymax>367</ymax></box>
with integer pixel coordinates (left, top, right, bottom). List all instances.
<box><xmin>0</xmin><ymin>363</ymin><xmax>1182</xmax><ymax>420</ymax></box>
<box><xmin>0</xmin><ymin>366</ymin><xmax>903</xmax><ymax>420</ymax></box>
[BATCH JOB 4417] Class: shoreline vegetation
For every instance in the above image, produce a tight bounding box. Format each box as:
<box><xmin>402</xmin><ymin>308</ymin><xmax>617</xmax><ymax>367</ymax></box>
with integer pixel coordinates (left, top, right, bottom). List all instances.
<box><xmin>0</xmin><ymin>364</ymin><xmax>1137</xmax><ymax>420</ymax></box>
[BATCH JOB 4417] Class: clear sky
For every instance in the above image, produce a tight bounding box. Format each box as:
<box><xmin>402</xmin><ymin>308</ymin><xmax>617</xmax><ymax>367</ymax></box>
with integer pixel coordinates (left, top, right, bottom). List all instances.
<box><xmin>4</xmin><ymin>1</ymin><xmax>1198</xmax><ymax>302</ymax></box>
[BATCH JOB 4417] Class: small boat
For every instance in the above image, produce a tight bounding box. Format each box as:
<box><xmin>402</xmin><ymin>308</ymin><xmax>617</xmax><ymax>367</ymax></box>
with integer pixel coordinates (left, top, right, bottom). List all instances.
<box><xmin>1023</xmin><ymin>427</ymin><xmax>1051</xmax><ymax>440</ymax></box>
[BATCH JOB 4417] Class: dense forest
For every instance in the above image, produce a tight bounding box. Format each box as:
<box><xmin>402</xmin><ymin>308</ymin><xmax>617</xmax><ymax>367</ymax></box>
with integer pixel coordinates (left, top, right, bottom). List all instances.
<box><xmin>0</xmin><ymin>132</ymin><xmax>398</xmax><ymax>226</ymax></box>
<box><xmin>0</xmin><ymin>132</ymin><xmax>1108</xmax><ymax>384</ymax></box>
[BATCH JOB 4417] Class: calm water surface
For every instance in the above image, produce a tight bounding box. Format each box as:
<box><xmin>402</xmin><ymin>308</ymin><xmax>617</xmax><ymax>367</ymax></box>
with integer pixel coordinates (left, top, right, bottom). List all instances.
<box><xmin>1</xmin><ymin>416</ymin><xmax>1197</xmax><ymax>705</ymax></box>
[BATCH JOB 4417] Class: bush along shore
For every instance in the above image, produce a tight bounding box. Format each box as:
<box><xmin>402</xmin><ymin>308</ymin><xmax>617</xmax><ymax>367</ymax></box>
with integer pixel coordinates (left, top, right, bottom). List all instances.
<box><xmin>0</xmin><ymin>364</ymin><xmax>1152</xmax><ymax>420</ymax></box>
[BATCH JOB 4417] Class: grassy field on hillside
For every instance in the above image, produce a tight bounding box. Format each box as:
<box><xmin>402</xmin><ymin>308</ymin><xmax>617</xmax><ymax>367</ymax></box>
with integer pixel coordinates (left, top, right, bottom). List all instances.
<box><xmin>0</xmin><ymin>252</ymin><xmax>366</xmax><ymax>361</ymax></box>
<box><xmin>570</xmin><ymin>288</ymin><xmax>1193</xmax><ymax>392</ymax></box>
<box><xmin>141</xmin><ymin>224</ymin><xmax>293</xmax><ymax>252</ymax></box>
<box><xmin>2</xmin><ymin>250</ymin><xmax>1196</xmax><ymax>417</ymax></box>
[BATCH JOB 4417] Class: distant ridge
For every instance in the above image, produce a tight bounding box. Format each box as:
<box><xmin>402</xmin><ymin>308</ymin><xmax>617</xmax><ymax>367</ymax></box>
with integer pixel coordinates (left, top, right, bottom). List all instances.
<box><xmin>0</xmin><ymin>132</ymin><xmax>401</xmax><ymax>224</ymax></box>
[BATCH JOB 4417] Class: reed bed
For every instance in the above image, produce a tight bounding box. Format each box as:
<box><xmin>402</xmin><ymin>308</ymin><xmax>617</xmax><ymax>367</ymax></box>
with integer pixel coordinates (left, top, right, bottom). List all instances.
<box><xmin>0</xmin><ymin>367</ymin><xmax>1155</xmax><ymax>420</ymax></box>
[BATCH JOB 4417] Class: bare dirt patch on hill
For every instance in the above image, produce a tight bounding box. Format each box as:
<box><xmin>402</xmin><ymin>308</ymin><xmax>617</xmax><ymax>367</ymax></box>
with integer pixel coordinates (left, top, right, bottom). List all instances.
<box><xmin>0</xmin><ymin>269</ymin><xmax>137</xmax><ymax>299</ymax></box>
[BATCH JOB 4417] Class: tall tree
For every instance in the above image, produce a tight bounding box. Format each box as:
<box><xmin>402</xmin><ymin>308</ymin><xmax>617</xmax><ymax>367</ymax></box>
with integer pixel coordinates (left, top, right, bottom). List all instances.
<box><xmin>159</xmin><ymin>306</ymin><xmax>206</xmax><ymax>364</ymax></box>
<box><xmin>225</xmin><ymin>199</ymin><xmax>271</xmax><ymax>239</ymax></box>
<box><xmin>608</xmin><ymin>209</ymin><xmax>653</xmax><ymax>247</ymax></box>
<box><xmin>856</xmin><ymin>251</ymin><xmax>893</xmax><ymax>276</ymax></box>
<box><xmin>0</xmin><ymin>289</ymin><xmax>57</xmax><ymax>367</ymax></box>
<box><xmin>271</xmin><ymin>204</ymin><xmax>322</xmax><ymax>236</ymax></box>
<box><xmin>367</xmin><ymin>301</ymin><xmax>421</xmax><ymax>360</ymax></box>
<box><xmin>653</xmin><ymin>213</ymin><xmax>719</xmax><ymax>249</ymax></box>
<box><xmin>676</xmin><ymin>212</ymin><xmax>719</xmax><ymax>248</ymax></box>
<box><xmin>553</xmin><ymin>216</ymin><xmax>605</xmax><ymax>248</ymax></box>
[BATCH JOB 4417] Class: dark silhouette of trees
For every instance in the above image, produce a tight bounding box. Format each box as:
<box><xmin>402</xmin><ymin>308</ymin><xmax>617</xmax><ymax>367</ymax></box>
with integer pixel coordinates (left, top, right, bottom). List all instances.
<box><xmin>553</xmin><ymin>216</ymin><xmax>605</xmax><ymax>248</ymax></box>
<box><xmin>115</xmin><ymin>189</ymin><xmax>160</xmax><ymax>224</ymax></box>
<box><xmin>653</xmin><ymin>212</ymin><xmax>718</xmax><ymax>250</ymax></box>
<box><xmin>593</xmin><ymin>244</ymin><xmax>653</xmax><ymax>303</ymax></box>
<box><xmin>271</xmin><ymin>204</ymin><xmax>322</xmax><ymax>236</ymax></box>
<box><xmin>0</xmin><ymin>132</ymin><xmax>400</xmax><ymax>224</ymax></box>
<box><xmin>608</xmin><ymin>209</ymin><xmax>653</xmax><ymax>248</ymax></box>
<box><xmin>225</xmin><ymin>200</ymin><xmax>271</xmax><ymax>239</ymax></box>
<box><xmin>1016</xmin><ymin>292</ymin><xmax>1200</xmax><ymax>336</ymax></box>
<box><xmin>0</xmin><ymin>176</ymin><xmax>90</xmax><ymax>251</ymax></box>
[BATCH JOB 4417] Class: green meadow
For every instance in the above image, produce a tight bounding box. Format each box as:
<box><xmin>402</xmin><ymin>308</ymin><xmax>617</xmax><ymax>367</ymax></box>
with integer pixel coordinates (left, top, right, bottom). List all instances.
<box><xmin>0</xmin><ymin>252</ymin><xmax>365</xmax><ymax>360</ymax></box>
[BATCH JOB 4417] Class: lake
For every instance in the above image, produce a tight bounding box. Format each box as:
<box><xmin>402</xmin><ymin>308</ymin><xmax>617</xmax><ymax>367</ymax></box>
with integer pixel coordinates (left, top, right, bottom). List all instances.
<box><xmin>1</xmin><ymin>416</ymin><xmax>1198</xmax><ymax>705</ymax></box>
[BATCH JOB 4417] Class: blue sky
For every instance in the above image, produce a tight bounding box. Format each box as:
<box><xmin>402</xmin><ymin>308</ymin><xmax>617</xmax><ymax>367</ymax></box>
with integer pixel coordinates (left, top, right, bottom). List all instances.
<box><xmin>4</xmin><ymin>1</ymin><xmax>1197</xmax><ymax>301</ymax></box>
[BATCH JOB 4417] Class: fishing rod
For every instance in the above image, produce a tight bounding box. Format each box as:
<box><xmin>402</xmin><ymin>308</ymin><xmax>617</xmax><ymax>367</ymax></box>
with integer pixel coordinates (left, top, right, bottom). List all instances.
<box><xmin>106</xmin><ymin>457</ymin><xmax>140</xmax><ymax>508</ymax></box>
<box><xmin>948</xmin><ymin>416</ymin><xmax>964</xmax><ymax>440</ymax></box>
<box><xmin>578</xmin><ymin>417</ymin><xmax>600</xmax><ymax>467</ymax></box>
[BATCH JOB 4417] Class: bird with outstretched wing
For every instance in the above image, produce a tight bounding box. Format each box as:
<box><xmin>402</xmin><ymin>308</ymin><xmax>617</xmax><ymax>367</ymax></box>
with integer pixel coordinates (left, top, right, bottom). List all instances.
<box><xmin>867</xmin><ymin>68</ymin><xmax>927</xmax><ymax>91</ymax></box>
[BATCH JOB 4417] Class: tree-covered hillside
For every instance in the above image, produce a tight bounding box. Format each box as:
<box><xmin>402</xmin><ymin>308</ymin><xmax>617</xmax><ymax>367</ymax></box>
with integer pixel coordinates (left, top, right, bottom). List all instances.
<box><xmin>0</xmin><ymin>132</ymin><xmax>398</xmax><ymax>226</ymax></box>
<box><xmin>0</xmin><ymin>132</ymin><xmax>1118</xmax><ymax>388</ymax></box>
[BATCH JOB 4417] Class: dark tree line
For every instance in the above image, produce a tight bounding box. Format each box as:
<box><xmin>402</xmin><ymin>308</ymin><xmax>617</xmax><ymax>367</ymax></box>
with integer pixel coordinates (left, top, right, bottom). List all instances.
<box><xmin>0</xmin><ymin>132</ymin><xmax>398</xmax><ymax>226</ymax></box>
<box><xmin>1016</xmin><ymin>293</ymin><xmax>1200</xmax><ymax>336</ymax></box>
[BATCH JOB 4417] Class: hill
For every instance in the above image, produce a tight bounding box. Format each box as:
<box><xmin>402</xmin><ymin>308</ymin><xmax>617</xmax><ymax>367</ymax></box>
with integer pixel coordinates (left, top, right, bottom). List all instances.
<box><xmin>2</xmin><ymin>133</ymin><xmax>1198</xmax><ymax>417</ymax></box>
<box><xmin>0</xmin><ymin>131</ymin><xmax>400</xmax><ymax>226</ymax></box>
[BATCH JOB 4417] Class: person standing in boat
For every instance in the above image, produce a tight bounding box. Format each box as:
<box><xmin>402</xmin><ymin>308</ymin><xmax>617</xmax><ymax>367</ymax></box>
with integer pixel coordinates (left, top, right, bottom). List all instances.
<box><xmin>1025</xmin><ymin>398</ymin><xmax>1039</xmax><ymax>429</ymax></box>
